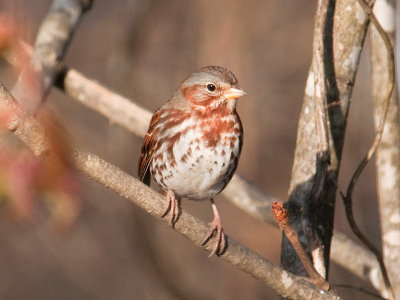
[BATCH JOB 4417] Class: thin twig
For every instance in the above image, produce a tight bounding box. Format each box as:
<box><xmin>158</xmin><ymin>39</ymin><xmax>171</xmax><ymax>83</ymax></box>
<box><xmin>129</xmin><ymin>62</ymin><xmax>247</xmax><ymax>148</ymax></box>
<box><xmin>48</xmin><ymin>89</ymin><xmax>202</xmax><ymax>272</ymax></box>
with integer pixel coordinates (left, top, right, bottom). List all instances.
<box><xmin>341</xmin><ymin>0</ymin><xmax>395</xmax><ymax>299</ymax></box>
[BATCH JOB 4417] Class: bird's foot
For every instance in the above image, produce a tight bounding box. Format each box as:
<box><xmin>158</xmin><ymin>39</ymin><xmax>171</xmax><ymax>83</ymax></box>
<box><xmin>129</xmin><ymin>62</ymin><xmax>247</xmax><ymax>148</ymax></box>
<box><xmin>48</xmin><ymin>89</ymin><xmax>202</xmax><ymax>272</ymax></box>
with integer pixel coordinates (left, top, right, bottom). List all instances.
<box><xmin>161</xmin><ymin>190</ymin><xmax>180</xmax><ymax>226</ymax></box>
<box><xmin>201</xmin><ymin>200</ymin><xmax>226</xmax><ymax>256</ymax></box>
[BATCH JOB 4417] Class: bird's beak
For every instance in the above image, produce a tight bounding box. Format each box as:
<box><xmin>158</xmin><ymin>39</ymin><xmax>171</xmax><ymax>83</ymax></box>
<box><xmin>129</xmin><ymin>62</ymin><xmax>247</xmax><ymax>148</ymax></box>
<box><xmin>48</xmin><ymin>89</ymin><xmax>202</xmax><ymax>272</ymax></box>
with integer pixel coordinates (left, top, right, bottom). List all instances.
<box><xmin>223</xmin><ymin>87</ymin><xmax>247</xmax><ymax>100</ymax></box>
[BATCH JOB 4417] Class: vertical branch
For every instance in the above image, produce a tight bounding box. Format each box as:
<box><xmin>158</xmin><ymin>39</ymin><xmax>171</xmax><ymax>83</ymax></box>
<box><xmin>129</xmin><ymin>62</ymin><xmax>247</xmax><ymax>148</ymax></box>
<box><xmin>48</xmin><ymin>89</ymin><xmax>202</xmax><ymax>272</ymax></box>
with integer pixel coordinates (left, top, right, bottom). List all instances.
<box><xmin>303</xmin><ymin>0</ymin><xmax>332</xmax><ymax>278</ymax></box>
<box><xmin>282</xmin><ymin>0</ymin><xmax>369</xmax><ymax>279</ymax></box>
<box><xmin>370</xmin><ymin>0</ymin><xmax>400</xmax><ymax>298</ymax></box>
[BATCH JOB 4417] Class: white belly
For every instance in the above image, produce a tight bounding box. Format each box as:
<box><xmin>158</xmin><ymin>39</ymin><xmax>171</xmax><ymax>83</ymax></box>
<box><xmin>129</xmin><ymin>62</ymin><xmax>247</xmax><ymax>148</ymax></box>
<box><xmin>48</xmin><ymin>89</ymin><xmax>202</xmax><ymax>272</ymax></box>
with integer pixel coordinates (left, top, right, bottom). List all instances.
<box><xmin>151</xmin><ymin>120</ymin><xmax>241</xmax><ymax>200</ymax></box>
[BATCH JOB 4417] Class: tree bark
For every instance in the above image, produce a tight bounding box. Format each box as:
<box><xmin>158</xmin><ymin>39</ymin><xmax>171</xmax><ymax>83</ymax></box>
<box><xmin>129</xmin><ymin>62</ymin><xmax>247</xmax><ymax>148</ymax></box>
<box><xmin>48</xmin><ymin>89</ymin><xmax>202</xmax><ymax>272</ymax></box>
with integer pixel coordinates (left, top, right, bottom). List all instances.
<box><xmin>281</xmin><ymin>0</ymin><xmax>369</xmax><ymax>278</ymax></box>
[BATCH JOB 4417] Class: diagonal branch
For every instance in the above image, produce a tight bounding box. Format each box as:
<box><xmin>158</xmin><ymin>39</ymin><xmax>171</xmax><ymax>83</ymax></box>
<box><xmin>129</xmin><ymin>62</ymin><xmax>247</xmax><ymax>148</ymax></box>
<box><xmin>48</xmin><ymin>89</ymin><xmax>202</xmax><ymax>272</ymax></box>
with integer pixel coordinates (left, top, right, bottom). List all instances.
<box><xmin>0</xmin><ymin>80</ymin><xmax>341</xmax><ymax>300</ymax></box>
<box><xmin>330</xmin><ymin>232</ymin><xmax>386</xmax><ymax>294</ymax></box>
<box><xmin>56</xmin><ymin>67</ymin><xmax>152</xmax><ymax>137</ymax></box>
<box><xmin>11</xmin><ymin>0</ymin><xmax>92</xmax><ymax>114</ymax></box>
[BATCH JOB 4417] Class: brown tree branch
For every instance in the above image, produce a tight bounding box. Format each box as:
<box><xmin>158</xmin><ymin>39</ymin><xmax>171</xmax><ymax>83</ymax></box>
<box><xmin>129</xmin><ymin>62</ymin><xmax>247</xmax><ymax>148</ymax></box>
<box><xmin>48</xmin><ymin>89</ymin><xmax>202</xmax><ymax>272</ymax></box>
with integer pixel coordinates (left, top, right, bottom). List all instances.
<box><xmin>0</xmin><ymin>84</ymin><xmax>50</xmax><ymax>156</ymax></box>
<box><xmin>11</xmin><ymin>0</ymin><xmax>92</xmax><ymax>114</ymax></box>
<box><xmin>56</xmin><ymin>67</ymin><xmax>152</xmax><ymax>138</ymax></box>
<box><xmin>0</xmin><ymin>80</ymin><xmax>341</xmax><ymax>300</ymax></box>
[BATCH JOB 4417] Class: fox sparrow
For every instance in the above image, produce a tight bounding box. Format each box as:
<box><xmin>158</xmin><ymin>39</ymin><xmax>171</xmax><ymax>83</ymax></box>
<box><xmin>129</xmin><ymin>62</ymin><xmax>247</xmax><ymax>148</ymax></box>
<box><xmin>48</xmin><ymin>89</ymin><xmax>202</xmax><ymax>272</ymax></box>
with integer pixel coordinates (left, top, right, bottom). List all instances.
<box><xmin>138</xmin><ymin>66</ymin><xmax>246</xmax><ymax>256</ymax></box>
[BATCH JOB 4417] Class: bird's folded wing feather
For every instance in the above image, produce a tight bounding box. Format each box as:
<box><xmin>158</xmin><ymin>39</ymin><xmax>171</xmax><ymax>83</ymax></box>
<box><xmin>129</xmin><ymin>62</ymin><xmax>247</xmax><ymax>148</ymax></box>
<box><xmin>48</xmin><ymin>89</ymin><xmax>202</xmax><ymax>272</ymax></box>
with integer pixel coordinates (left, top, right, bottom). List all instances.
<box><xmin>138</xmin><ymin>109</ymin><xmax>162</xmax><ymax>185</ymax></box>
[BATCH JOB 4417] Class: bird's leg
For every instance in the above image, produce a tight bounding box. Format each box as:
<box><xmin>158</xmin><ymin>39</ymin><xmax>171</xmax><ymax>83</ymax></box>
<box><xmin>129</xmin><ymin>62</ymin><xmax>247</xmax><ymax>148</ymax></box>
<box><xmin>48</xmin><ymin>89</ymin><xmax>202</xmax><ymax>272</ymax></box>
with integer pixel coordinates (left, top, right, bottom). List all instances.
<box><xmin>161</xmin><ymin>189</ymin><xmax>180</xmax><ymax>226</ymax></box>
<box><xmin>201</xmin><ymin>199</ymin><xmax>226</xmax><ymax>256</ymax></box>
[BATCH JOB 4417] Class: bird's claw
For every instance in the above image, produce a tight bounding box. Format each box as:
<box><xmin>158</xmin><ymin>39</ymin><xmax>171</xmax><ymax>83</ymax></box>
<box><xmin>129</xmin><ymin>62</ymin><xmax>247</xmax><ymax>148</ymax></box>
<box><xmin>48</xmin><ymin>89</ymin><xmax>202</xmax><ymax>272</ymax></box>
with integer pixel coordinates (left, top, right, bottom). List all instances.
<box><xmin>161</xmin><ymin>190</ymin><xmax>180</xmax><ymax>226</ymax></box>
<box><xmin>201</xmin><ymin>218</ymin><xmax>226</xmax><ymax>256</ymax></box>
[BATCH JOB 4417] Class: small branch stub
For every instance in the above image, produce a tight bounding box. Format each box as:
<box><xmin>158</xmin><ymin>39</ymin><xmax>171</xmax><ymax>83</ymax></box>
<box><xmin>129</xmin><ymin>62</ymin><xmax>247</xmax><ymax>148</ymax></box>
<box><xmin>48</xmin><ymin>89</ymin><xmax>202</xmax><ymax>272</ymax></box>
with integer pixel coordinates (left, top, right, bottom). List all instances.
<box><xmin>272</xmin><ymin>201</ymin><xmax>289</xmax><ymax>226</ymax></box>
<box><xmin>272</xmin><ymin>202</ymin><xmax>330</xmax><ymax>291</ymax></box>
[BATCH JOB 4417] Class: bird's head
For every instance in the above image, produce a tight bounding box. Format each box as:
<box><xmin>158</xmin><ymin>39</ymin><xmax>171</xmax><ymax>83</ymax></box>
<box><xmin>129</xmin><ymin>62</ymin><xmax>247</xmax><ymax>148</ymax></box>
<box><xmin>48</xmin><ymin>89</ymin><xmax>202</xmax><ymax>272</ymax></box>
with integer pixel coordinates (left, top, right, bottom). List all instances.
<box><xmin>174</xmin><ymin>66</ymin><xmax>246</xmax><ymax>112</ymax></box>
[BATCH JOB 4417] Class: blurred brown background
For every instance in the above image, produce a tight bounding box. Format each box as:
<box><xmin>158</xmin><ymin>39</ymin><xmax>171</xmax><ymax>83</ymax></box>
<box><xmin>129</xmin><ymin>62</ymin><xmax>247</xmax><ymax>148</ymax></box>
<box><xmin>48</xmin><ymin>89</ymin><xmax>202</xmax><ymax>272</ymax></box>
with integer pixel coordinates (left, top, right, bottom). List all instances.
<box><xmin>0</xmin><ymin>0</ymin><xmax>381</xmax><ymax>299</ymax></box>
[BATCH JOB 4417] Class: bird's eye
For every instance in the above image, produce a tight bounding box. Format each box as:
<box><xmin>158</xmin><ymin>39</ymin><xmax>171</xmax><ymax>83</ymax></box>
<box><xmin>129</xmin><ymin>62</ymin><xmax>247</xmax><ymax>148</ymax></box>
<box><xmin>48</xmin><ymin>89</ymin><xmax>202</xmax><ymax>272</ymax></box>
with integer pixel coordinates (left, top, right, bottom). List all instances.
<box><xmin>206</xmin><ymin>83</ymin><xmax>216</xmax><ymax>92</ymax></box>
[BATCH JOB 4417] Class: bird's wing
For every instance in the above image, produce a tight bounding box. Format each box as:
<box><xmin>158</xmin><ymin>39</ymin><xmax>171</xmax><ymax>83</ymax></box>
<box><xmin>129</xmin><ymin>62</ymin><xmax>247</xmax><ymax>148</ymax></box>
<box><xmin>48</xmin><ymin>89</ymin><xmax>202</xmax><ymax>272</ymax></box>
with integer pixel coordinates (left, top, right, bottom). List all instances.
<box><xmin>138</xmin><ymin>108</ymin><xmax>163</xmax><ymax>186</ymax></box>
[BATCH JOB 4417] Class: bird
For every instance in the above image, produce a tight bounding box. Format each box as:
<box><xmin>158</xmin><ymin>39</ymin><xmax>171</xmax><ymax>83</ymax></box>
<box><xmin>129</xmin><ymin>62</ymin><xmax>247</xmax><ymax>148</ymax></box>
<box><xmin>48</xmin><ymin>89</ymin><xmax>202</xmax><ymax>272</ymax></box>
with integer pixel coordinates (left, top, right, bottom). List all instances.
<box><xmin>138</xmin><ymin>66</ymin><xmax>246</xmax><ymax>256</ymax></box>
